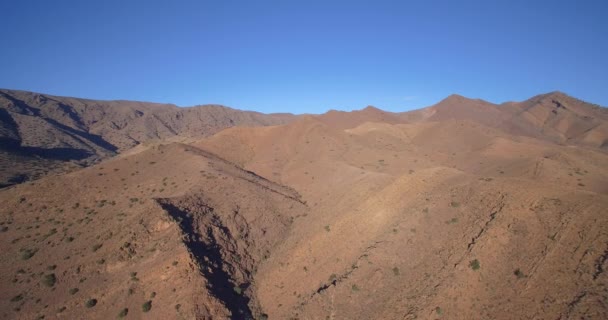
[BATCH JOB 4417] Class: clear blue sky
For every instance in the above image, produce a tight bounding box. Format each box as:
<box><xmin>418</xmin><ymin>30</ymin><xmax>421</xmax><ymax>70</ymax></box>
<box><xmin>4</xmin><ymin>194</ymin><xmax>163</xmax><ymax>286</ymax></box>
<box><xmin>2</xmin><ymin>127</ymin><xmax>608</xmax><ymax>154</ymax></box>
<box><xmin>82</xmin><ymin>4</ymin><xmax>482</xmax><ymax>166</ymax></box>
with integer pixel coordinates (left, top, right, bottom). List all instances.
<box><xmin>1</xmin><ymin>0</ymin><xmax>606</xmax><ymax>113</ymax></box>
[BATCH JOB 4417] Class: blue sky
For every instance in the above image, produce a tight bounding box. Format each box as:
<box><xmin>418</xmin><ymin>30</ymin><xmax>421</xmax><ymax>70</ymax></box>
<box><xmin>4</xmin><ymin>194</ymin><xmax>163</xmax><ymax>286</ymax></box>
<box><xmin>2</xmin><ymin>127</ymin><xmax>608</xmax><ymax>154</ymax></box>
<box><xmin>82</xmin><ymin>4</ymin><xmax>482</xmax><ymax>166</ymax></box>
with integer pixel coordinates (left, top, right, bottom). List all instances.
<box><xmin>1</xmin><ymin>0</ymin><xmax>606</xmax><ymax>114</ymax></box>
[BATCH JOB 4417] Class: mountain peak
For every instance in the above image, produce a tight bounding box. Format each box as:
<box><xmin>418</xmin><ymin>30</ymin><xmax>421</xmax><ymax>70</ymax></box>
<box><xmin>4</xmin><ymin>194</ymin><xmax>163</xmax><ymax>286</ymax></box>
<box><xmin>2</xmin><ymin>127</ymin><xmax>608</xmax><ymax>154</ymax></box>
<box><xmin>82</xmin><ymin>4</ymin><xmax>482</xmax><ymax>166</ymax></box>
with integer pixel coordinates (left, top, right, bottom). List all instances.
<box><xmin>361</xmin><ymin>105</ymin><xmax>382</xmax><ymax>112</ymax></box>
<box><xmin>435</xmin><ymin>93</ymin><xmax>475</xmax><ymax>106</ymax></box>
<box><xmin>527</xmin><ymin>91</ymin><xmax>572</xmax><ymax>102</ymax></box>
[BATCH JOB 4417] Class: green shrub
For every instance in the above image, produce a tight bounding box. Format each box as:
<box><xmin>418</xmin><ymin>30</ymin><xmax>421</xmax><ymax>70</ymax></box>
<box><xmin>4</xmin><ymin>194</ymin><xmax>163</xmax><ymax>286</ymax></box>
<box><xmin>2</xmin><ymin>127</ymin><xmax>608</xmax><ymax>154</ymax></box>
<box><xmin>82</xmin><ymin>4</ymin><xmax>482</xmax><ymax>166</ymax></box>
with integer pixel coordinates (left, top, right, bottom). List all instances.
<box><xmin>118</xmin><ymin>308</ymin><xmax>128</xmax><ymax>318</ymax></box>
<box><xmin>469</xmin><ymin>259</ymin><xmax>480</xmax><ymax>271</ymax></box>
<box><xmin>69</xmin><ymin>288</ymin><xmax>79</xmax><ymax>295</ymax></box>
<box><xmin>392</xmin><ymin>267</ymin><xmax>400</xmax><ymax>276</ymax></box>
<box><xmin>233</xmin><ymin>286</ymin><xmax>242</xmax><ymax>295</ymax></box>
<box><xmin>130</xmin><ymin>272</ymin><xmax>139</xmax><ymax>281</ymax></box>
<box><xmin>142</xmin><ymin>300</ymin><xmax>152</xmax><ymax>312</ymax></box>
<box><xmin>11</xmin><ymin>294</ymin><xmax>23</xmax><ymax>302</ymax></box>
<box><xmin>21</xmin><ymin>249</ymin><xmax>37</xmax><ymax>260</ymax></box>
<box><xmin>85</xmin><ymin>299</ymin><xmax>97</xmax><ymax>308</ymax></box>
<box><xmin>42</xmin><ymin>274</ymin><xmax>56</xmax><ymax>287</ymax></box>
<box><xmin>446</xmin><ymin>217</ymin><xmax>459</xmax><ymax>224</ymax></box>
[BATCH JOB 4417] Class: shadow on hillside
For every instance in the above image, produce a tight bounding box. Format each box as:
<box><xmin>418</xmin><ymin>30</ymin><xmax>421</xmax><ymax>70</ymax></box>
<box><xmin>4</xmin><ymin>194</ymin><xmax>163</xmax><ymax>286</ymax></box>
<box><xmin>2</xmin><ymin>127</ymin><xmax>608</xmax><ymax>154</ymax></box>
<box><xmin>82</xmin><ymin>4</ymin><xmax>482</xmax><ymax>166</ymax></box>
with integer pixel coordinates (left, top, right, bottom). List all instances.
<box><xmin>21</xmin><ymin>146</ymin><xmax>93</xmax><ymax>160</ymax></box>
<box><xmin>157</xmin><ymin>199</ymin><xmax>254</xmax><ymax>320</ymax></box>
<box><xmin>0</xmin><ymin>140</ymin><xmax>93</xmax><ymax>161</ymax></box>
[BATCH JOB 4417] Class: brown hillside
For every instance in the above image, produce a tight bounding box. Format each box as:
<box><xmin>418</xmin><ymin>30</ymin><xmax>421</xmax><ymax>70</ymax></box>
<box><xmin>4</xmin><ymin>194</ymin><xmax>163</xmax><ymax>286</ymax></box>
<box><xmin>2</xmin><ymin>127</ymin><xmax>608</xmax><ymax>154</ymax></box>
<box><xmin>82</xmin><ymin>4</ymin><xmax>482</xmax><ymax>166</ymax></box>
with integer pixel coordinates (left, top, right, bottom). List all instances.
<box><xmin>0</xmin><ymin>89</ymin><xmax>297</xmax><ymax>187</ymax></box>
<box><xmin>0</xmin><ymin>91</ymin><xmax>607</xmax><ymax>319</ymax></box>
<box><xmin>407</xmin><ymin>91</ymin><xmax>608</xmax><ymax>149</ymax></box>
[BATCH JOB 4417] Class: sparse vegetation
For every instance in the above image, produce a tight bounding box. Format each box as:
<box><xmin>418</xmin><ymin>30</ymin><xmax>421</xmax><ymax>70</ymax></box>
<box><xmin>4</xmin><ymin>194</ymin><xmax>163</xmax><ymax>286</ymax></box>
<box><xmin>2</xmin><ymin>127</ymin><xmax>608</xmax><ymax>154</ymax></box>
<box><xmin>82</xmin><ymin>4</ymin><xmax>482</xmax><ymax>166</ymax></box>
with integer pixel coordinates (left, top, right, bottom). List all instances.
<box><xmin>118</xmin><ymin>308</ymin><xmax>129</xmax><ymax>318</ymax></box>
<box><xmin>446</xmin><ymin>217</ymin><xmax>459</xmax><ymax>224</ymax></box>
<box><xmin>42</xmin><ymin>273</ymin><xmax>57</xmax><ymax>287</ymax></box>
<box><xmin>20</xmin><ymin>248</ymin><xmax>37</xmax><ymax>260</ymax></box>
<box><xmin>142</xmin><ymin>300</ymin><xmax>152</xmax><ymax>312</ymax></box>
<box><xmin>85</xmin><ymin>299</ymin><xmax>98</xmax><ymax>308</ymax></box>
<box><xmin>1</xmin><ymin>89</ymin><xmax>607</xmax><ymax>320</ymax></box>
<box><xmin>233</xmin><ymin>286</ymin><xmax>242</xmax><ymax>295</ymax></box>
<box><xmin>469</xmin><ymin>259</ymin><xmax>480</xmax><ymax>270</ymax></box>
<box><xmin>130</xmin><ymin>271</ymin><xmax>139</xmax><ymax>281</ymax></box>
<box><xmin>11</xmin><ymin>294</ymin><xmax>24</xmax><ymax>302</ymax></box>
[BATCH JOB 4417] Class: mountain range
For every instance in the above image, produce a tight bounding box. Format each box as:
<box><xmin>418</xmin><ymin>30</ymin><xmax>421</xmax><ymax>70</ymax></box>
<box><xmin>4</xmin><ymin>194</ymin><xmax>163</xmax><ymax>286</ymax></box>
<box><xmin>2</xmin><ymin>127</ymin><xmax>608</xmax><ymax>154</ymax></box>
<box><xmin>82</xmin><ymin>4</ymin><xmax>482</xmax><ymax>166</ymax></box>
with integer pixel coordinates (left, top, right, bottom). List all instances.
<box><xmin>0</xmin><ymin>89</ymin><xmax>607</xmax><ymax>319</ymax></box>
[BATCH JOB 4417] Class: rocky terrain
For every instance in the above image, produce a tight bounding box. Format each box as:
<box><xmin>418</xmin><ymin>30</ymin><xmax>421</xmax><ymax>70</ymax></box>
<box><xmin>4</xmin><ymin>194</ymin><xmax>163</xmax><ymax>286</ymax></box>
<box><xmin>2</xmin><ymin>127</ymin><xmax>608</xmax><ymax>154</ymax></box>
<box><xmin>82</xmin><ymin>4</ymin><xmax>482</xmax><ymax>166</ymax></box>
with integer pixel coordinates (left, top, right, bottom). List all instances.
<box><xmin>0</xmin><ymin>91</ymin><xmax>607</xmax><ymax>319</ymax></box>
<box><xmin>0</xmin><ymin>89</ymin><xmax>296</xmax><ymax>187</ymax></box>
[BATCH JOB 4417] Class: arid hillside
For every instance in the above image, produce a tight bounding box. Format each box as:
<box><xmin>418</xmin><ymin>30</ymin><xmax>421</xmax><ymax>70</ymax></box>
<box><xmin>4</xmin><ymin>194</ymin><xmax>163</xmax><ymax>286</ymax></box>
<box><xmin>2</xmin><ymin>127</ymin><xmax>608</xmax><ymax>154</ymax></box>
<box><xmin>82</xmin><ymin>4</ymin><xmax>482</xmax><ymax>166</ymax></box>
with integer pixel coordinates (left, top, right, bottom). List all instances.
<box><xmin>0</xmin><ymin>89</ymin><xmax>296</xmax><ymax>187</ymax></box>
<box><xmin>0</xmin><ymin>91</ymin><xmax>607</xmax><ymax>320</ymax></box>
<box><xmin>406</xmin><ymin>91</ymin><xmax>608</xmax><ymax>149</ymax></box>
<box><xmin>198</xmin><ymin>111</ymin><xmax>608</xmax><ymax>319</ymax></box>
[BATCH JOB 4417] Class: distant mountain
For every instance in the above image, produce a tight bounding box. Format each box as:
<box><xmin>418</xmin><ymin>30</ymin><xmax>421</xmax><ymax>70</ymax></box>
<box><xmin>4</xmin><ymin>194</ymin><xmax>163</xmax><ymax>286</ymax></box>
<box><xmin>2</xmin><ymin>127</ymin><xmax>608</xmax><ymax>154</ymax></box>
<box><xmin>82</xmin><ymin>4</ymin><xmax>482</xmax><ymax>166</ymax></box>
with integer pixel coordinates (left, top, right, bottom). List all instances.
<box><xmin>0</xmin><ymin>89</ymin><xmax>296</xmax><ymax>187</ymax></box>
<box><xmin>403</xmin><ymin>91</ymin><xmax>608</xmax><ymax>149</ymax></box>
<box><xmin>315</xmin><ymin>105</ymin><xmax>405</xmax><ymax>129</ymax></box>
<box><xmin>1</xmin><ymin>89</ymin><xmax>606</xmax><ymax>188</ymax></box>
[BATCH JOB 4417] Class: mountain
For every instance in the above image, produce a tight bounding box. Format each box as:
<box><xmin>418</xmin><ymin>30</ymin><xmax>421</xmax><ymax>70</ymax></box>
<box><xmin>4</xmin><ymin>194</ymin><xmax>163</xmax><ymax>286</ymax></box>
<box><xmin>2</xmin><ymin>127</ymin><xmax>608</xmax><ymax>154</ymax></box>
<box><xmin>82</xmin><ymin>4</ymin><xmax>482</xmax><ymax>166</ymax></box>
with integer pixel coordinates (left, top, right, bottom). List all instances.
<box><xmin>0</xmin><ymin>142</ymin><xmax>307</xmax><ymax>319</ymax></box>
<box><xmin>0</xmin><ymin>89</ymin><xmax>297</xmax><ymax>187</ymax></box>
<box><xmin>408</xmin><ymin>91</ymin><xmax>608</xmax><ymax>149</ymax></box>
<box><xmin>0</xmin><ymin>90</ymin><xmax>607</xmax><ymax>319</ymax></box>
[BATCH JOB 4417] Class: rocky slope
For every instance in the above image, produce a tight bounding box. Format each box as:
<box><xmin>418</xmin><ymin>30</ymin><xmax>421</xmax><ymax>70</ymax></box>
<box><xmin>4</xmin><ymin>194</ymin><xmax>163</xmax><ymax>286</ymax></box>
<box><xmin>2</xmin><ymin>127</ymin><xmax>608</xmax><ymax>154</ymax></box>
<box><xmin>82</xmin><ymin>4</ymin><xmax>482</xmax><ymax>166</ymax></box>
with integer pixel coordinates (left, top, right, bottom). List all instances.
<box><xmin>0</xmin><ymin>89</ymin><xmax>296</xmax><ymax>187</ymax></box>
<box><xmin>0</xmin><ymin>91</ymin><xmax>607</xmax><ymax>319</ymax></box>
<box><xmin>0</xmin><ymin>142</ymin><xmax>307</xmax><ymax>319</ymax></box>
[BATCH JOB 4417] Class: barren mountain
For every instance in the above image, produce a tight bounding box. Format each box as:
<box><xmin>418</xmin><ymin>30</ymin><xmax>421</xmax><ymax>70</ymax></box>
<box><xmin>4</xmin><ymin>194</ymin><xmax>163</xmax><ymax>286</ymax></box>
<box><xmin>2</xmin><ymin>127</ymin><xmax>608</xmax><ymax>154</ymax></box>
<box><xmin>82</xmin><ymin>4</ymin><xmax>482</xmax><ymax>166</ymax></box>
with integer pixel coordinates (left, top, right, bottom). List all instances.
<box><xmin>0</xmin><ymin>89</ymin><xmax>296</xmax><ymax>187</ymax></box>
<box><xmin>0</xmin><ymin>91</ymin><xmax>607</xmax><ymax>320</ymax></box>
<box><xmin>407</xmin><ymin>91</ymin><xmax>608</xmax><ymax>149</ymax></box>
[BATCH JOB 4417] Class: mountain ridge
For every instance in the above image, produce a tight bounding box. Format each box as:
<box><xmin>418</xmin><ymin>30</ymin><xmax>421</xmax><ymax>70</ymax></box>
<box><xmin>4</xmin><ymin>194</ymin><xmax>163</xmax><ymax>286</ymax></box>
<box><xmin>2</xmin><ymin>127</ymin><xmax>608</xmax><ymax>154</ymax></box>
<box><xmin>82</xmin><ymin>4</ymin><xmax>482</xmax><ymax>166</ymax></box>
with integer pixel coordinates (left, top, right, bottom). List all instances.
<box><xmin>1</xmin><ymin>88</ymin><xmax>607</xmax><ymax>188</ymax></box>
<box><xmin>1</xmin><ymin>89</ymin><xmax>607</xmax><ymax>319</ymax></box>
